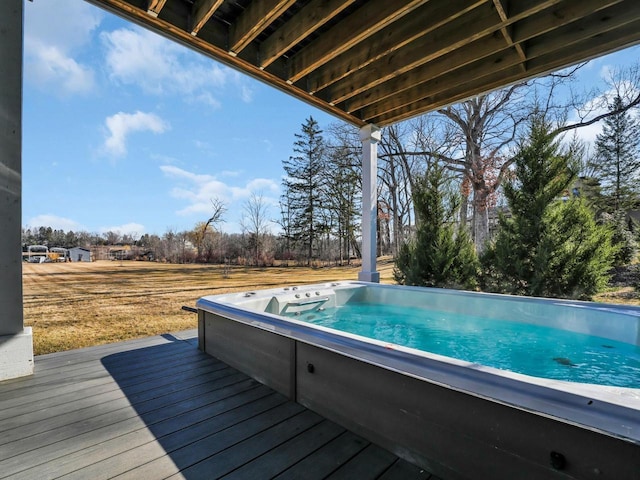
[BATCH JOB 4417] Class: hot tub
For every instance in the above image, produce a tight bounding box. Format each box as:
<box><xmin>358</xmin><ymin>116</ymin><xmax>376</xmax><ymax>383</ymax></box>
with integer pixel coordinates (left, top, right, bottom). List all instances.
<box><xmin>196</xmin><ymin>281</ymin><xmax>640</xmax><ymax>479</ymax></box>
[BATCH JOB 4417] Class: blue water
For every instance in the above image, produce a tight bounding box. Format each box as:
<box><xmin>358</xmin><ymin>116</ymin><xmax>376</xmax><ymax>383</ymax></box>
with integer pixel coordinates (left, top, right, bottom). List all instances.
<box><xmin>289</xmin><ymin>303</ymin><xmax>640</xmax><ymax>388</ymax></box>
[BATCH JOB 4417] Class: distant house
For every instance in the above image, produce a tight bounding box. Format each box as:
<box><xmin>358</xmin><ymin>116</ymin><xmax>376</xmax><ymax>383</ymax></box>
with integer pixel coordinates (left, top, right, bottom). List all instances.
<box><xmin>69</xmin><ymin>247</ymin><xmax>91</xmax><ymax>262</ymax></box>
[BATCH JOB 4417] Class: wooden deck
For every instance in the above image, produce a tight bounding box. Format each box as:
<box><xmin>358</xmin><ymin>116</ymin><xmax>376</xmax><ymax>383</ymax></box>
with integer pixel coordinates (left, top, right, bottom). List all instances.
<box><xmin>0</xmin><ymin>330</ymin><xmax>438</xmax><ymax>479</ymax></box>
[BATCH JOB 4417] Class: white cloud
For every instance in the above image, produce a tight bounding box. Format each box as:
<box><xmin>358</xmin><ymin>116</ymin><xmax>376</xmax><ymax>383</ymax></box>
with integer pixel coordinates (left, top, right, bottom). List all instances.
<box><xmin>103</xmin><ymin>111</ymin><xmax>169</xmax><ymax>157</ymax></box>
<box><xmin>24</xmin><ymin>0</ymin><xmax>101</xmax><ymax>95</ymax></box>
<box><xmin>27</xmin><ymin>214</ymin><xmax>84</xmax><ymax>231</ymax></box>
<box><xmin>240</xmin><ymin>84</ymin><xmax>254</xmax><ymax>103</ymax></box>
<box><xmin>599</xmin><ymin>64</ymin><xmax>615</xmax><ymax>81</ymax></box>
<box><xmin>99</xmin><ymin>222</ymin><xmax>145</xmax><ymax>237</ymax></box>
<box><xmin>190</xmin><ymin>92</ymin><xmax>222</xmax><ymax>109</ymax></box>
<box><xmin>101</xmin><ymin>27</ymin><xmax>230</xmax><ymax>105</ymax></box>
<box><xmin>160</xmin><ymin>165</ymin><xmax>280</xmax><ymax>220</ymax></box>
<box><xmin>25</xmin><ymin>0</ymin><xmax>102</xmax><ymax>52</ymax></box>
<box><xmin>246</xmin><ymin>178</ymin><xmax>280</xmax><ymax>194</ymax></box>
<box><xmin>27</xmin><ymin>44</ymin><xmax>95</xmax><ymax>95</ymax></box>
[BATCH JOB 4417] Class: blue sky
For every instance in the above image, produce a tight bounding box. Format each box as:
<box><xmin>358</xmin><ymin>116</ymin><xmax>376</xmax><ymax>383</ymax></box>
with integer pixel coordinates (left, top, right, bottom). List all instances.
<box><xmin>22</xmin><ymin>0</ymin><xmax>639</xmax><ymax>237</ymax></box>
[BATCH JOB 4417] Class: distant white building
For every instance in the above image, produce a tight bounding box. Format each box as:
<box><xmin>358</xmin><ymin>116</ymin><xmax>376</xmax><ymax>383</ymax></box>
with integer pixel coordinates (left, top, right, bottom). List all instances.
<box><xmin>69</xmin><ymin>247</ymin><xmax>91</xmax><ymax>262</ymax></box>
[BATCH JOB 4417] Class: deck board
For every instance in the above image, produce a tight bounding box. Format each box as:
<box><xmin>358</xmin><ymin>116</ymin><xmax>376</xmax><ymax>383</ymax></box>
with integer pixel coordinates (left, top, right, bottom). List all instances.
<box><xmin>272</xmin><ymin>431</ymin><xmax>370</xmax><ymax>480</ymax></box>
<box><xmin>0</xmin><ymin>330</ymin><xmax>435</xmax><ymax>479</ymax></box>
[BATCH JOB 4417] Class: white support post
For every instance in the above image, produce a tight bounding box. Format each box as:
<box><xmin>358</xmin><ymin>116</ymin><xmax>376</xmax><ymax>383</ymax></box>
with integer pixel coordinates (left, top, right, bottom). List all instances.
<box><xmin>358</xmin><ymin>124</ymin><xmax>381</xmax><ymax>283</ymax></box>
<box><xmin>0</xmin><ymin>0</ymin><xmax>33</xmax><ymax>381</ymax></box>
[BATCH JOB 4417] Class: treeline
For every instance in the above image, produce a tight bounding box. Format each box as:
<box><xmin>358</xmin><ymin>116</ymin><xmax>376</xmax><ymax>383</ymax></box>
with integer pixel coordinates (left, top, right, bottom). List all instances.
<box><xmin>20</xmin><ymin>226</ymin><xmax>356</xmax><ymax>266</ymax></box>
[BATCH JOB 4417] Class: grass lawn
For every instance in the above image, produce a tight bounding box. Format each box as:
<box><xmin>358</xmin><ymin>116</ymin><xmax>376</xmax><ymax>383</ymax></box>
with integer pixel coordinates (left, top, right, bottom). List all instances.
<box><xmin>23</xmin><ymin>259</ymin><xmax>396</xmax><ymax>355</ymax></box>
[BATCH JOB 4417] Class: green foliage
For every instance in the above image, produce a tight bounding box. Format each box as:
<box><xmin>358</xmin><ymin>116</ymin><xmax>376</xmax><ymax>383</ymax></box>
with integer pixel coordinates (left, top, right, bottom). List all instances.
<box><xmin>632</xmin><ymin>265</ymin><xmax>640</xmax><ymax>293</ymax></box>
<box><xmin>591</xmin><ymin>95</ymin><xmax>640</xmax><ymax>212</ymax></box>
<box><xmin>537</xmin><ymin>199</ymin><xmax>616</xmax><ymax>298</ymax></box>
<box><xmin>281</xmin><ymin>117</ymin><xmax>326</xmax><ymax>263</ymax></box>
<box><xmin>394</xmin><ymin>164</ymin><xmax>479</xmax><ymax>289</ymax></box>
<box><xmin>599</xmin><ymin>211</ymin><xmax>637</xmax><ymax>266</ymax></box>
<box><xmin>482</xmin><ymin>116</ymin><xmax>616</xmax><ymax>300</ymax></box>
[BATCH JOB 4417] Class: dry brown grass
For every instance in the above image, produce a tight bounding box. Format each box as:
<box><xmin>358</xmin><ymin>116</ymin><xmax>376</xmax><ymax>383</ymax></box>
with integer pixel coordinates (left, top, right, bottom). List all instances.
<box><xmin>594</xmin><ymin>287</ymin><xmax>640</xmax><ymax>306</ymax></box>
<box><xmin>23</xmin><ymin>259</ymin><xmax>396</xmax><ymax>355</ymax></box>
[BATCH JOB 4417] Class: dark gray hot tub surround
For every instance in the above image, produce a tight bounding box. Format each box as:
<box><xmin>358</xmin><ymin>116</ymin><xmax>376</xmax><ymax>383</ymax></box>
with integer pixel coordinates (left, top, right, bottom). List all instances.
<box><xmin>197</xmin><ymin>282</ymin><xmax>640</xmax><ymax>480</ymax></box>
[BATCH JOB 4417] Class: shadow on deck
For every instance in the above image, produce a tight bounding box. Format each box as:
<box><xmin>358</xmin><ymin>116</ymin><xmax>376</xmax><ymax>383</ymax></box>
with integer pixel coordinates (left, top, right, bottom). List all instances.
<box><xmin>0</xmin><ymin>330</ymin><xmax>436</xmax><ymax>479</ymax></box>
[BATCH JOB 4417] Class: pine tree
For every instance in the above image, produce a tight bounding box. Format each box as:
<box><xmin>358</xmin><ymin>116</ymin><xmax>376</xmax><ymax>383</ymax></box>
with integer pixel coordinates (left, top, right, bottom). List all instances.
<box><xmin>593</xmin><ymin>95</ymin><xmax>640</xmax><ymax>212</ymax></box>
<box><xmin>394</xmin><ymin>163</ymin><xmax>478</xmax><ymax>289</ymax></box>
<box><xmin>281</xmin><ymin>117</ymin><xmax>325</xmax><ymax>264</ymax></box>
<box><xmin>482</xmin><ymin>116</ymin><xmax>616</xmax><ymax>300</ymax></box>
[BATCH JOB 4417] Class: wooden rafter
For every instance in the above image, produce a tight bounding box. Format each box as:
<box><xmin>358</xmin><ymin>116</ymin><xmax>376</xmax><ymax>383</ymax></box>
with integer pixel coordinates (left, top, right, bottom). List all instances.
<box><xmin>85</xmin><ymin>0</ymin><xmax>640</xmax><ymax>127</ymax></box>
<box><xmin>320</xmin><ymin>2</ymin><xmax>511</xmax><ymax>105</ymax></box>
<box><xmin>321</xmin><ymin>0</ymin><xmax>572</xmax><ymax>106</ymax></box>
<box><xmin>346</xmin><ymin>0</ymin><xmax>623</xmax><ymax>116</ymax></box>
<box><xmin>229</xmin><ymin>0</ymin><xmax>296</xmax><ymax>55</ymax></box>
<box><xmin>370</xmin><ymin>18</ymin><xmax>640</xmax><ymax>126</ymax></box>
<box><xmin>286</xmin><ymin>0</ymin><xmax>427</xmax><ymax>84</ymax></box>
<box><xmin>146</xmin><ymin>0</ymin><xmax>166</xmax><ymax>17</ymax></box>
<box><xmin>191</xmin><ymin>0</ymin><xmax>224</xmax><ymax>36</ymax></box>
<box><xmin>307</xmin><ymin>0</ymin><xmax>485</xmax><ymax>94</ymax></box>
<box><xmin>259</xmin><ymin>0</ymin><xmax>355</xmax><ymax>69</ymax></box>
<box><xmin>493</xmin><ymin>0</ymin><xmax>528</xmax><ymax>71</ymax></box>
<box><xmin>360</xmin><ymin>6</ymin><xmax>640</xmax><ymax>124</ymax></box>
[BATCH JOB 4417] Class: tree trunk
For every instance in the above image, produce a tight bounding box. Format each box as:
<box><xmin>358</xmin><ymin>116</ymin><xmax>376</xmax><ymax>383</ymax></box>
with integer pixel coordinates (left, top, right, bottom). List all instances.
<box><xmin>473</xmin><ymin>189</ymin><xmax>490</xmax><ymax>252</ymax></box>
<box><xmin>459</xmin><ymin>193</ymin><xmax>469</xmax><ymax>232</ymax></box>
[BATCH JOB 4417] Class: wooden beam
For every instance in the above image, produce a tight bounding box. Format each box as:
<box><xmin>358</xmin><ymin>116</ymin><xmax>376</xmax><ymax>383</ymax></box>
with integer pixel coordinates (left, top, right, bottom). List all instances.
<box><xmin>321</xmin><ymin>2</ymin><xmax>505</xmax><ymax>105</ymax></box>
<box><xmin>511</xmin><ymin>0</ymin><xmax>621</xmax><ymax>42</ymax></box>
<box><xmin>492</xmin><ymin>0</ymin><xmax>528</xmax><ymax>71</ymax></box>
<box><xmin>259</xmin><ymin>0</ymin><xmax>356</xmax><ymax>69</ymax></box>
<box><xmin>287</xmin><ymin>0</ymin><xmax>427</xmax><ymax>84</ymax></box>
<box><xmin>307</xmin><ymin>0</ymin><xmax>485</xmax><ymax>94</ymax></box>
<box><xmin>229</xmin><ymin>0</ymin><xmax>296</xmax><ymax>55</ymax></box>
<box><xmin>357</xmin><ymin>48</ymin><xmax>523</xmax><ymax>121</ymax></box>
<box><xmin>524</xmin><ymin>1</ymin><xmax>638</xmax><ymax>59</ymax></box>
<box><xmin>345</xmin><ymin>0</ymin><xmax>621</xmax><ymax>114</ymax></box>
<box><xmin>190</xmin><ymin>0</ymin><xmax>224</xmax><ymax>36</ymax></box>
<box><xmin>358</xmin><ymin>1</ymin><xmax>640</xmax><ymax>121</ymax></box>
<box><xmin>320</xmin><ymin>0</ymin><xmax>604</xmax><ymax>106</ymax></box>
<box><xmin>146</xmin><ymin>0</ymin><xmax>166</xmax><ymax>17</ymax></box>
<box><xmin>345</xmin><ymin>32</ymin><xmax>509</xmax><ymax>113</ymax></box>
<box><xmin>370</xmin><ymin>20</ymin><xmax>640</xmax><ymax>126</ymax></box>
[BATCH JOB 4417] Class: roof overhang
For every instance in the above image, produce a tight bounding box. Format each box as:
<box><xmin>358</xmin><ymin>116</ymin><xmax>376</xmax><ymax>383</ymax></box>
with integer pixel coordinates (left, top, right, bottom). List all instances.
<box><xmin>86</xmin><ymin>0</ymin><xmax>640</xmax><ymax>127</ymax></box>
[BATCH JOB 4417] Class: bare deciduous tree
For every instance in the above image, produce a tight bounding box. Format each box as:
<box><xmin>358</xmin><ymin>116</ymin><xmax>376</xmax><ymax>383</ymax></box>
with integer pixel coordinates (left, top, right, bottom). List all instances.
<box><xmin>240</xmin><ymin>191</ymin><xmax>271</xmax><ymax>265</ymax></box>
<box><xmin>192</xmin><ymin>198</ymin><xmax>226</xmax><ymax>260</ymax></box>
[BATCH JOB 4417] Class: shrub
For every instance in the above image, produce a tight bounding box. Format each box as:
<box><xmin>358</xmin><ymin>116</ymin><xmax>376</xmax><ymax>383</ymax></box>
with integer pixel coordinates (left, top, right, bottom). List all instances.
<box><xmin>394</xmin><ymin>163</ymin><xmax>479</xmax><ymax>290</ymax></box>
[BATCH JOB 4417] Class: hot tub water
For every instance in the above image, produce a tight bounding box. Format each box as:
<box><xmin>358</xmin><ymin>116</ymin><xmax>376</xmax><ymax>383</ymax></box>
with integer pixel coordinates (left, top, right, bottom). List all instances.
<box><xmin>288</xmin><ymin>302</ymin><xmax>640</xmax><ymax>388</ymax></box>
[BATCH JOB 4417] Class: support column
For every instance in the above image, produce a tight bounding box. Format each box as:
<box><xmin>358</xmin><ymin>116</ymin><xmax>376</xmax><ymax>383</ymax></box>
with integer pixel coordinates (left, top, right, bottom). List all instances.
<box><xmin>358</xmin><ymin>124</ymin><xmax>381</xmax><ymax>283</ymax></box>
<box><xmin>0</xmin><ymin>0</ymin><xmax>33</xmax><ymax>381</ymax></box>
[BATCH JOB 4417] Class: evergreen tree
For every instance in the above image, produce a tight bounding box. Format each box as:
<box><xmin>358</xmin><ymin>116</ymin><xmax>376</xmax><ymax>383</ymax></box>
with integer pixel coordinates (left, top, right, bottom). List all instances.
<box><xmin>281</xmin><ymin>117</ymin><xmax>325</xmax><ymax>264</ymax></box>
<box><xmin>482</xmin><ymin>117</ymin><xmax>616</xmax><ymax>300</ymax></box>
<box><xmin>598</xmin><ymin>211</ymin><xmax>637</xmax><ymax>266</ymax></box>
<box><xmin>394</xmin><ymin>163</ymin><xmax>478</xmax><ymax>289</ymax></box>
<box><xmin>592</xmin><ymin>95</ymin><xmax>640</xmax><ymax>212</ymax></box>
